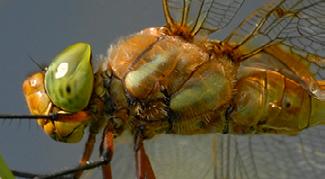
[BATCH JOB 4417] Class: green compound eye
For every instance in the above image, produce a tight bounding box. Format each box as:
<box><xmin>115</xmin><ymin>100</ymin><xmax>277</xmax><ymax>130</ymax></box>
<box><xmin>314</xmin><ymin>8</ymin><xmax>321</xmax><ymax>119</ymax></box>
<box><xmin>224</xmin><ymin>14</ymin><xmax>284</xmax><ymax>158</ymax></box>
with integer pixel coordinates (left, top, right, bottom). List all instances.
<box><xmin>45</xmin><ymin>42</ymin><xmax>94</xmax><ymax>112</ymax></box>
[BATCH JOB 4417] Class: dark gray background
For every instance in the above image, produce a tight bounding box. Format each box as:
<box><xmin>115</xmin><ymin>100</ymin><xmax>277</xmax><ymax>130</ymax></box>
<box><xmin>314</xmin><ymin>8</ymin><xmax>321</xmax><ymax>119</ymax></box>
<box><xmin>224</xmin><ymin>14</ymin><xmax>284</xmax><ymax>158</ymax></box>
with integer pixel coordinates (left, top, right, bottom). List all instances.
<box><xmin>0</xmin><ymin>0</ymin><xmax>324</xmax><ymax>179</ymax></box>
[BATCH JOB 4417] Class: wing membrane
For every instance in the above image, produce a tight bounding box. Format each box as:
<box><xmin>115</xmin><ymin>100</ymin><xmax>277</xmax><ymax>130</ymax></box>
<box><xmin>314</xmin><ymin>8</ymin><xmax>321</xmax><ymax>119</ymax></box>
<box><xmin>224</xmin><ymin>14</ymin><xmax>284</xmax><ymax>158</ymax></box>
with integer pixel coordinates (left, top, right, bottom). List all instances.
<box><xmin>131</xmin><ymin>127</ymin><xmax>325</xmax><ymax>179</ymax></box>
<box><xmin>163</xmin><ymin>0</ymin><xmax>244</xmax><ymax>38</ymax></box>
<box><xmin>224</xmin><ymin>0</ymin><xmax>325</xmax><ymax>99</ymax></box>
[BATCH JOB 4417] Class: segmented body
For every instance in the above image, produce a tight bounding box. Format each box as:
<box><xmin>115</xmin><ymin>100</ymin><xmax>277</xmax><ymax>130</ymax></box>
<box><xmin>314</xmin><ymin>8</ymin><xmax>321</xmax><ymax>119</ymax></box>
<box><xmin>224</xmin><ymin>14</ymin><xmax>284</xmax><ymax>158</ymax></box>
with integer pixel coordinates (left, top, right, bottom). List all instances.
<box><xmin>23</xmin><ymin>27</ymin><xmax>324</xmax><ymax>142</ymax></box>
<box><xmin>17</xmin><ymin>0</ymin><xmax>325</xmax><ymax>178</ymax></box>
<box><xmin>230</xmin><ymin>69</ymin><xmax>324</xmax><ymax>135</ymax></box>
<box><xmin>94</xmin><ymin>27</ymin><xmax>324</xmax><ymax>138</ymax></box>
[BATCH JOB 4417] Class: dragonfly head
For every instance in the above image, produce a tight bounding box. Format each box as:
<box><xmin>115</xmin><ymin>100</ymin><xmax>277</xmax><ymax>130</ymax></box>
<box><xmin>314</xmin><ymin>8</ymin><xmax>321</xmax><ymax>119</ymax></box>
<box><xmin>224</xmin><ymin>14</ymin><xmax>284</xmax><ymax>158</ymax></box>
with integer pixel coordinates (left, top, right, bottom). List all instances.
<box><xmin>23</xmin><ymin>71</ymin><xmax>89</xmax><ymax>143</ymax></box>
<box><xmin>22</xmin><ymin>42</ymin><xmax>95</xmax><ymax>143</ymax></box>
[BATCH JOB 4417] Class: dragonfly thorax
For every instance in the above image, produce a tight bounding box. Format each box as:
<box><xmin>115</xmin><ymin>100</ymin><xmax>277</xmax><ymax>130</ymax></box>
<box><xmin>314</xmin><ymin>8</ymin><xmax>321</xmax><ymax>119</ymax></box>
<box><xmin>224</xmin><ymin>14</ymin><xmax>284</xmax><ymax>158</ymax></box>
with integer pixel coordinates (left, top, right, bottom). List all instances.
<box><xmin>98</xmin><ymin>27</ymin><xmax>237</xmax><ymax>138</ymax></box>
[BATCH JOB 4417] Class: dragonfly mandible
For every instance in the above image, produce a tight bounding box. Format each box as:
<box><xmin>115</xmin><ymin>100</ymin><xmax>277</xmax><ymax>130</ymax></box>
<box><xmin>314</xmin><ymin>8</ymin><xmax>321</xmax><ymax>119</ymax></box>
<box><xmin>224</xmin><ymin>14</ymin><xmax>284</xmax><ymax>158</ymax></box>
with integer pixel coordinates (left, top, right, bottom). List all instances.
<box><xmin>0</xmin><ymin>0</ymin><xmax>322</xmax><ymax>179</ymax></box>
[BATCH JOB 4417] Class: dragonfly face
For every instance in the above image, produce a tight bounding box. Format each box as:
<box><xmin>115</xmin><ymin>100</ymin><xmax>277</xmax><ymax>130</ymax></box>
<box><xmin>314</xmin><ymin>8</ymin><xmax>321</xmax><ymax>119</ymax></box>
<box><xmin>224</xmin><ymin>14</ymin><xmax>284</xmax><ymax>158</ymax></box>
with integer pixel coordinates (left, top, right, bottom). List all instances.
<box><xmin>23</xmin><ymin>69</ymin><xmax>89</xmax><ymax>143</ymax></box>
<box><xmin>0</xmin><ymin>1</ymin><xmax>322</xmax><ymax>178</ymax></box>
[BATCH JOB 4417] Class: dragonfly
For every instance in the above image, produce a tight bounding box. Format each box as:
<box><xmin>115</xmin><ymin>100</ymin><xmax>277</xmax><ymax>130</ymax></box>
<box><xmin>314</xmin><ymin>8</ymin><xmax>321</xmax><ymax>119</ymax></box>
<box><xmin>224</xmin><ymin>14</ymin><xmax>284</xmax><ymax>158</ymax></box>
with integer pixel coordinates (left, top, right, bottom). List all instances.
<box><xmin>0</xmin><ymin>0</ymin><xmax>324</xmax><ymax>179</ymax></box>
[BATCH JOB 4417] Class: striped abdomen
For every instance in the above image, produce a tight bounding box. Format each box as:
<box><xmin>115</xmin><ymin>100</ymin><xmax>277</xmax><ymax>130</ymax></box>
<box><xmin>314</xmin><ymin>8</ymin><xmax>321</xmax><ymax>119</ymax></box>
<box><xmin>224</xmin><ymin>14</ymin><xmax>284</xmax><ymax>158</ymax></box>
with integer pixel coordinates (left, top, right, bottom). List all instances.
<box><xmin>230</xmin><ymin>70</ymin><xmax>324</xmax><ymax>135</ymax></box>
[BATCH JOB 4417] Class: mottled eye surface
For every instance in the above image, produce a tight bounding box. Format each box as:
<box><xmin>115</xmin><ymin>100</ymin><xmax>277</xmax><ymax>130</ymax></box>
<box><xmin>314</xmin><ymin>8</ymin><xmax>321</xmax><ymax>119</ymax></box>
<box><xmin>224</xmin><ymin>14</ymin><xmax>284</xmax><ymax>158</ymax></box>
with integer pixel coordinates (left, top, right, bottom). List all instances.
<box><xmin>45</xmin><ymin>42</ymin><xmax>94</xmax><ymax>112</ymax></box>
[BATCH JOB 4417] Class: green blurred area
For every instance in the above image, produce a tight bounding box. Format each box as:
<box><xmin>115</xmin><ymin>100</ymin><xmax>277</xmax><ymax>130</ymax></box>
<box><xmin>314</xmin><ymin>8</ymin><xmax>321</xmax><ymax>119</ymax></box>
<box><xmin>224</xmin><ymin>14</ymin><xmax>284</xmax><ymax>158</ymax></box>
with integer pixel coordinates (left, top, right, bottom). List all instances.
<box><xmin>0</xmin><ymin>154</ymin><xmax>14</xmax><ymax>179</ymax></box>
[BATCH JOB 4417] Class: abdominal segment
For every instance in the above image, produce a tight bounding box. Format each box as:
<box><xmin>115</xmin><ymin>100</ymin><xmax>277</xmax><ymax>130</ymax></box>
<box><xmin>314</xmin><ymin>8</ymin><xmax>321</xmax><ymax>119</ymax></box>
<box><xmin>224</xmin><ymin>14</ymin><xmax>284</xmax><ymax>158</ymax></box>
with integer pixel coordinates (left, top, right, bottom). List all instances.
<box><xmin>230</xmin><ymin>70</ymin><xmax>324</xmax><ymax>135</ymax></box>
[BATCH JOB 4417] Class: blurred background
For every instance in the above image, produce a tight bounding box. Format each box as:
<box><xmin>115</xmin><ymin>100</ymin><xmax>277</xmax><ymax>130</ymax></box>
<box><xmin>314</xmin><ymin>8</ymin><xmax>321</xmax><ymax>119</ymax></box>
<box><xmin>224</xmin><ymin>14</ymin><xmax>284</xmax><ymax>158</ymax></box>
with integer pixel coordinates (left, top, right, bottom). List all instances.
<box><xmin>0</xmin><ymin>0</ymin><xmax>324</xmax><ymax>179</ymax></box>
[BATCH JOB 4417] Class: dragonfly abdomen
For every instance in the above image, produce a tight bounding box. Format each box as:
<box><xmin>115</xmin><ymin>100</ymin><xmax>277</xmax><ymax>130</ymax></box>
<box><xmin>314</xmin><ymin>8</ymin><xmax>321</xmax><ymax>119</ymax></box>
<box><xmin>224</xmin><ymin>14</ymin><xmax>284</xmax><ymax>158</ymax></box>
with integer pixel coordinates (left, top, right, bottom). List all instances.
<box><xmin>230</xmin><ymin>70</ymin><xmax>324</xmax><ymax>135</ymax></box>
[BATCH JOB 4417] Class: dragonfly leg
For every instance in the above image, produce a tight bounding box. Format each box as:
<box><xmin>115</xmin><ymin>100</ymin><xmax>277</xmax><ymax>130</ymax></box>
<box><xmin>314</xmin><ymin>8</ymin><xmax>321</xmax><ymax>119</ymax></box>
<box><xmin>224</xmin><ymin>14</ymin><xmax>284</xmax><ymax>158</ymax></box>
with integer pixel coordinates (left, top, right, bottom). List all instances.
<box><xmin>100</xmin><ymin>124</ymin><xmax>114</xmax><ymax>179</ymax></box>
<box><xmin>11</xmin><ymin>159</ymin><xmax>108</xmax><ymax>178</ymax></box>
<box><xmin>11</xmin><ymin>128</ymin><xmax>112</xmax><ymax>178</ymax></box>
<box><xmin>134</xmin><ymin>126</ymin><xmax>156</xmax><ymax>179</ymax></box>
<box><xmin>223</xmin><ymin>105</ymin><xmax>234</xmax><ymax>134</ymax></box>
<box><xmin>74</xmin><ymin>132</ymin><xmax>96</xmax><ymax>178</ymax></box>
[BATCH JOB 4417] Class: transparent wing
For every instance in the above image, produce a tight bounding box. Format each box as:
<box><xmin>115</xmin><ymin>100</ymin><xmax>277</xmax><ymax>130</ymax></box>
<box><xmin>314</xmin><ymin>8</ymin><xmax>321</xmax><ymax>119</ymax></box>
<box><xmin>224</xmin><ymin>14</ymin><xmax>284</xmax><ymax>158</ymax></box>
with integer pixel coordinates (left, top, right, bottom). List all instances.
<box><xmin>115</xmin><ymin>127</ymin><xmax>324</xmax><ymax>179</ymax></box>
<box><xmin>224</xmin><ymin>0</ymin><xmax>325</xmax><ymax>99</ymax></box>
<box><xmin>162</xmin><ymin>0</ymin><xmax>244</xmax><ymax>38</ymax></box>
<box><xmin>8</xmin><ymin>128</ymin><xmax>325</xmax><ymax>179</ymax></box>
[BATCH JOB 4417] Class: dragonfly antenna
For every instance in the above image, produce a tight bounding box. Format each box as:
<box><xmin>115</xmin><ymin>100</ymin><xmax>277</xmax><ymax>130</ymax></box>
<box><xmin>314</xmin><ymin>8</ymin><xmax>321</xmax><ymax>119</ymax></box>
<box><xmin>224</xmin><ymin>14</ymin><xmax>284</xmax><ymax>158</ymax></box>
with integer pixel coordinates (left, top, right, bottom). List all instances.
<box><xmin>27</xmin><ymin>54</ymin><xmax>46</xmax><ymax>71</ymax></box>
